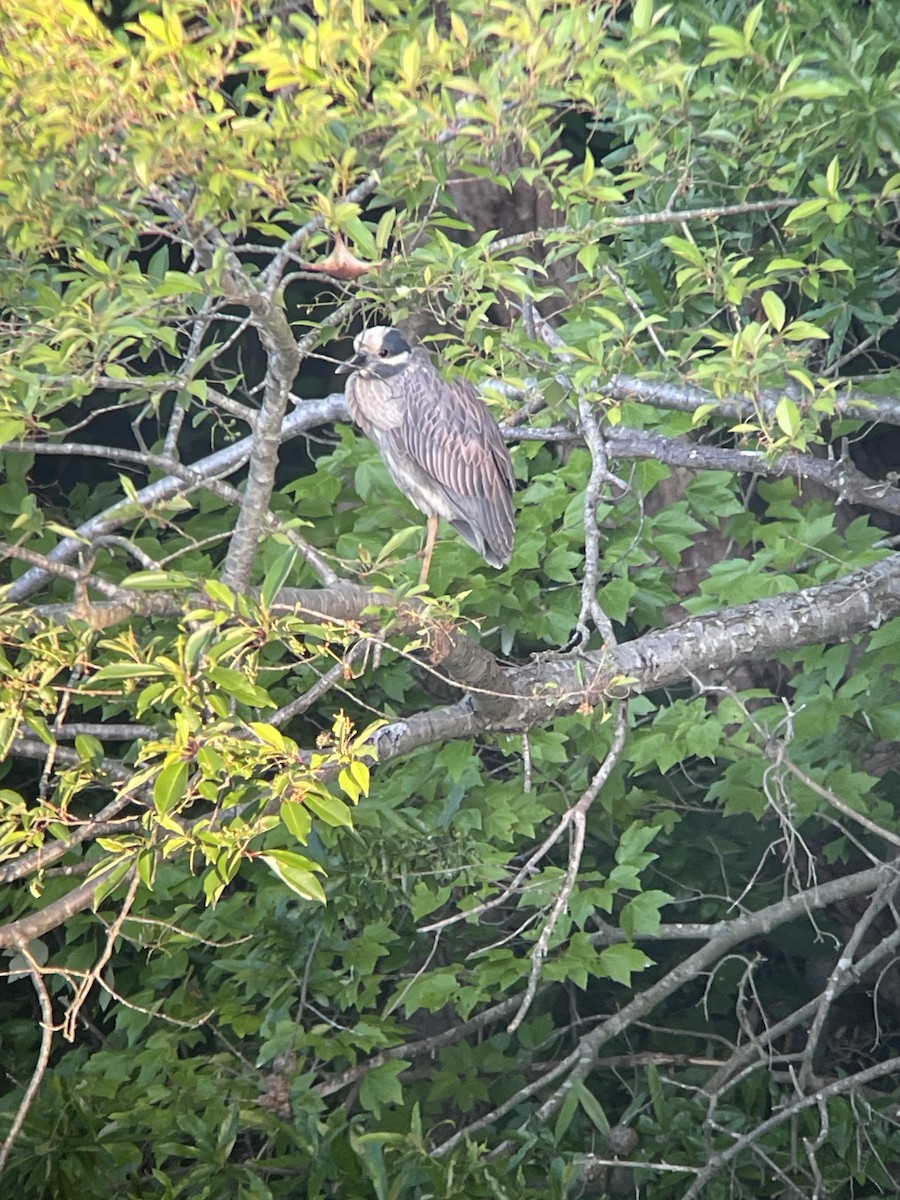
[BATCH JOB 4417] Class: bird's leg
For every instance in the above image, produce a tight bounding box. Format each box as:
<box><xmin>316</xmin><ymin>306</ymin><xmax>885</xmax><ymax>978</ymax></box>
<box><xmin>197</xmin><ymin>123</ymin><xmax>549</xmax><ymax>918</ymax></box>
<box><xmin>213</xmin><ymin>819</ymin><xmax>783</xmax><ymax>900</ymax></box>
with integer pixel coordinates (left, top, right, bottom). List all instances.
<box><xmin>419</xmin><ymin>514</ymin><xmax>439</xmax><ymax>586</ymax></box>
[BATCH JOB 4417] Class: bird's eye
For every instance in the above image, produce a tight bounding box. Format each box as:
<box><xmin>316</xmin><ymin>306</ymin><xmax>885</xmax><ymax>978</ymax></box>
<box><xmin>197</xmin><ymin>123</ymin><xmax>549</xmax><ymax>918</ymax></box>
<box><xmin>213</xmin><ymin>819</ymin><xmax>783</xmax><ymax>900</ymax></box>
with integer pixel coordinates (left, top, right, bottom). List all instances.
<box><xmin>379</xmin><ymin>349</ymin><xmax>389</xmax><ymax>358</ymax></box>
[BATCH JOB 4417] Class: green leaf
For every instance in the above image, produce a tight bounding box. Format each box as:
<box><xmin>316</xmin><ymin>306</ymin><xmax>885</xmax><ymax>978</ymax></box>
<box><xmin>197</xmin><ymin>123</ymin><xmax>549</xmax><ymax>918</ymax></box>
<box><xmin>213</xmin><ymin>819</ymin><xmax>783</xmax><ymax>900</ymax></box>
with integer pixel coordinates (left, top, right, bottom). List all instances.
<box><xmin>250</xmin><ymin>722</ymin><xmax>289</xmax><ymax>751</ymax></box>
<box><xmin>761</xmin><ymin>290</ymin><xmax>785</xmax><ymax>331</ymax></box>
<box><xmin>261</xmin><ymin>545</ymin><xmax>298</xmax><ymax>607</ymax></box>
<box><xmin>207</xmin><ymin>667</ymin><xmax>273</xmax><ymax>708</ymax></box>
<box><xmin>619</xmin><ymin>889</ymin><xmax>674</xmax><ymax>938</ymax></box>
<box><xmin>775</xmin><ymin>397</ymin><xmax>801</xmax><ymax>439</ymax></box>
<box><xmin>90</xmin><ymin>662</ymin><xmax>166</xmax><ymax>682</ymax></box>
<box><xmin>632</xmin><ymin>0</ymin><xmax>653</xmax><ymax>35</ymax></box>
<box><xmin>742</xmin><ymin>1</ymin><xmax>764</xmax><ymax>44</ymax></box>
<box><xmin>374</xmin><ymin>208</ymin><xmax>397</xmax><ymax>254</ymax></box>
<box><xmin>349</xmin><ymin>759</ymin><xmax>370</xmax><ymax>796</ymax></box>
<box><xmin>574</xmin><ymin>1081</ymin><xmax>610</xmax><ymax>1134</ymax></box>
<box><xmin>359</xmin><ymin>1060</ymin><xmax>408</xmax><ymax>1117</ymax></box>
<box><xmin>75</xmin><ymin>733</ymin><xmax>105</xmax><ymax>764</ymax></box>
<box><xmin>598</xmin><ymin>942</ymin><xmax>653</xmax><ymax>986</ymax></box>
<box><xmin>616</xmin><ymin>822</ymin><xmax>662</xmax><ymax>867</ymax></box>
<box><xmin>305</xmin><ymin>789</ymin><xmax>354</xmax><ymax>828</ymax></box>
<box><xmin>280</xmin><ymin>799</ymin><xmax>312</xmax><ymax>843</ymax></box>
<box><xmin>554</xmin><ymin>1087</ymin><xmax>580</xmax><ymax>1145</ymax></box>
<box><xmin>154</xmin><ymin>759</ymin><xmax>188</xmax><ymax>815</ymax></box>
<box><xmin>784</xmin><ymin>198</ymin><xmax>828</xmax><ymax>227</ymax></box>
<box><xmin>0</xmin><ymin>417</ymin><xmax>27</xmax><ymax>446</ymax></box>
<box><xmin>782</xmin><ymin>319</ymin><xmax>829</xmax><ymax>341</ymax></box>
<box><xmin>118</xmin><ymin>570</ymin><xmax>193</xmax><ymax>591</ymax></box>
<box><xmin>91</xmin><ymin>859</ymin><xmax>134</xmax><ymax>909</ymax></box>
<box><xmin>204</xmin><ymin>580</ymin><xmax>236</xmax><ymax>609</ymax></box>
<box><xmin>399</xmin><ymin>968</ymin><xmax>458</xmax><ymax>1016</ymax></box>
<box><xmin>24</xmin><ymin>714</ymin><xmax>55</xmax><ymax>746</ymax></box>
<box><xmin>260</xmin><ymin>851</ymin><xmax>326</xmax><ymax>903</ymax></box>
<box><xmin>825</xmin><ymin>155</ymin><xmax>840</xmax><ymax>198</ymax></box>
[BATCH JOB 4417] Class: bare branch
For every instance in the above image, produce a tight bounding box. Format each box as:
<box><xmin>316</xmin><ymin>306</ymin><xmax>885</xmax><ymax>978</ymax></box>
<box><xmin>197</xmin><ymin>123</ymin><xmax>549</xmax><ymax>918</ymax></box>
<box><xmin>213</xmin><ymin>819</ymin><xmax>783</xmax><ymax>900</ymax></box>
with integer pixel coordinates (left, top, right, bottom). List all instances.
<box><xmin>603</xmin><ymin>373</ymin><xmax>900</xmax><ymax>430</ymax></box>
<box><xmin>62</xmin><ymin>871</ymin><xmax>141</xmax><ymax>1041</ymax></box>
<box><xmin>601</xmin><ymin>425</ymin><xmax>900</xmax><ymax>519</ymax></box>
<box><xmin>7</xmin><ymin>396</ymin><xmax>346</xmax><ymax>603</ymax></box>
<box><xmin>508</xmin><ymin>704</ymin><xmax>629</xmax><ymax>1032</ymax></box>
<box><xmin>215</xmin><ymin>261</ymin><xmax>301</xmax><ymax>590</ymax></box>
<box><xmin>0</xmin><ymin>542</ymin><xmax>127</xmax><ymax>599</ymax></box>
<box><xmin>798</xmin><ymin>868</ymin><xmax>900</xmax><ymax>1088</ymax></box>
<box><xmin>533</xmin><ymin>865</ymin><xmax>899</xmax><ymax>1126</ymax></box>
<box><xmin>490</xmin><ymin>197</ymin><xmax>804</xmax><ymax>254</ymax></box>
<box><xmin>772</xmin><ymin>750</ymin><xmax>900</xmax><ymax>850</ymax></box>
<box><xmin>682</xmin><ymin>1054</ymin><xmax>900</xmax><ymax>1200</ymax></box>
<box><xmin>0</xmin><ymin>863</ymin><xmax>137</xmax><ymax>949</ymax></box>
<box><xmin>432</xmin><ymin>861</ymin><xmax>897</xmax><ymax>1156</ymax></box>
<box><xmin>573</xmin><ymin>396</ymin><xmax>623</xmax><ymax>646</ymax></box>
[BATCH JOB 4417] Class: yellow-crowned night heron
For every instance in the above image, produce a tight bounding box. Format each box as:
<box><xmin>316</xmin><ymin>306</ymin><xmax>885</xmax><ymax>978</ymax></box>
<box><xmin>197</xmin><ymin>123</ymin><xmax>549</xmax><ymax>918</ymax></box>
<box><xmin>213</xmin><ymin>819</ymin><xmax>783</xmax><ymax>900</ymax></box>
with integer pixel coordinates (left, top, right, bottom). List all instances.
<box><xmin>337</xmin><ymin>326</ymin><xmax>515</xmax><ymax>584</ymax></box>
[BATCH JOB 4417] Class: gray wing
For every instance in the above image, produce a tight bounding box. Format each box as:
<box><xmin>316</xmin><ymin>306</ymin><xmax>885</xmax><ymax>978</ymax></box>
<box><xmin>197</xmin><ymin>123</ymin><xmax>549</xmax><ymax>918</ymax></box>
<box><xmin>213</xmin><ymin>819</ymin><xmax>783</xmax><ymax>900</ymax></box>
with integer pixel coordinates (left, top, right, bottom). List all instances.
<box><xmin>389</xmin><ymin>352</ymin><xmax>516</xmax><ymax>567</ymax></box>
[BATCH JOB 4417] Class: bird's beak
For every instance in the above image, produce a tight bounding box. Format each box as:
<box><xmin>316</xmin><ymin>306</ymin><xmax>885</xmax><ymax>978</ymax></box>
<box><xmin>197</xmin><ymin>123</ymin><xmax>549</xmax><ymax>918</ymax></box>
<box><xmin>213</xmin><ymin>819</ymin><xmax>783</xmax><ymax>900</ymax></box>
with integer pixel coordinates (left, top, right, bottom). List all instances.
<box><xmin>336</xmin><ymin>354</ymin><xmax>361</xmax><ymax>375</ymax></box>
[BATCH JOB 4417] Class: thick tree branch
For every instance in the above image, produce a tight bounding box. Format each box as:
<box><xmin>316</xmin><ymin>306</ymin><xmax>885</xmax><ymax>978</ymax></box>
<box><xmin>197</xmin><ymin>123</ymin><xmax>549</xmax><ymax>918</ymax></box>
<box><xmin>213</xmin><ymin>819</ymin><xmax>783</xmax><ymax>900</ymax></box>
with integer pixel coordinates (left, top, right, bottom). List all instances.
<box><xmin>217</xmin><ymin>267</ymin><xmax>301</xmax><ymax>590</ymax></box>
<box><xmin>602</xmin><ymin>425</ymin><xmax>900</xmax><ymax>518</ymax></box>
<box><xmin>603</xmin><ymin>373</ymin><xmax>900</xmax><ymax>429</ymax></box>
<box><xmin>357</xmin><ymin>554</ymin><xmax>900</xmax><ymax>756</ymax></box>
<box><xmin>494</xmin><ymin>554</ymin><xmax>900</xmax><ymax>731</ymax></box>
<box><xmin>0</xmin><ymin>864</ymin><xmax>136</xmax><ymax>950</ymax></box>
<box><xmin>18</xmin><ymin>554</ymin><xmax>900</xmax><ymax>757</ymax></box>
<box><xmin>4</xmin><ymin>558</ymin><xmax>898</xmax><ymax>952</ymax></box>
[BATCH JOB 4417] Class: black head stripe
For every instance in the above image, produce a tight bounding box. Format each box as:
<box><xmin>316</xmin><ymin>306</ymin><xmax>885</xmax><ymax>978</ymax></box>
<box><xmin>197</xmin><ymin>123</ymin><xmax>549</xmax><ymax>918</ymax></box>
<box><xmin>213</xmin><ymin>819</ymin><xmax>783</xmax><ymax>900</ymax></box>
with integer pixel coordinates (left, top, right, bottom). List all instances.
<box><xmin>381</xmin><ymin>329</ymin><xmax>411</xmax><ymax>356</ymax></box>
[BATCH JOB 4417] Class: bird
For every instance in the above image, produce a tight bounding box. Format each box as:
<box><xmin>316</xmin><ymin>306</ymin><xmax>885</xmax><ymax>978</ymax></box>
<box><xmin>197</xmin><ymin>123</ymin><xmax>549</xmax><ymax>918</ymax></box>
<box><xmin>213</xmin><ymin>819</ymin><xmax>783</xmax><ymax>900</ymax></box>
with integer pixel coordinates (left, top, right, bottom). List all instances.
<box><xmin>337</xmin><ymin>326</ymin><xmax>515</xmax><ymax>585</ymax></box>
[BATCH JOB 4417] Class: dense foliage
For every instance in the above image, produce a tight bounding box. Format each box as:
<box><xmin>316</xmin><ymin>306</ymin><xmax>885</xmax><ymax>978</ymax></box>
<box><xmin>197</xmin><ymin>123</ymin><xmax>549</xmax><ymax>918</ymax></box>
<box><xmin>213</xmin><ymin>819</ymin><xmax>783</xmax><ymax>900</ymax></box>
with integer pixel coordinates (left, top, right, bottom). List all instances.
<box><xmin>2</xmin><ymin>0</ymin><xmax>900</xmax><ymax>1195</ymax></box>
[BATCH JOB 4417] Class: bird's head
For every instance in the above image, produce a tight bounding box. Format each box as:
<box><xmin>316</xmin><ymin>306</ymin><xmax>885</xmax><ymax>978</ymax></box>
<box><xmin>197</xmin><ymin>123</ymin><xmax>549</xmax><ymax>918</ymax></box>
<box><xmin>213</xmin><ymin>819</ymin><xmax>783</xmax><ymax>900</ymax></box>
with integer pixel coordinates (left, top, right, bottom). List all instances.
<box><xmin>336</xmin><ymin>326</ymin><xmax>412</xmax><ymax>376</ymax></box>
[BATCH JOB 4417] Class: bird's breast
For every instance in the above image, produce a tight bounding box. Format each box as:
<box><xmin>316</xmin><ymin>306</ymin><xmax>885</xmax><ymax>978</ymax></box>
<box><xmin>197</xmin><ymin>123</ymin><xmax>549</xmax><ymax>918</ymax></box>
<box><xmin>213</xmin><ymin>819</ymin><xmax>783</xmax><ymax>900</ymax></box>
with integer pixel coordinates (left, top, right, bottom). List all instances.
<box><xmin>345</xmin><ymin>372</ymin><xmax>407</xmax><ymax>437</ymax></box>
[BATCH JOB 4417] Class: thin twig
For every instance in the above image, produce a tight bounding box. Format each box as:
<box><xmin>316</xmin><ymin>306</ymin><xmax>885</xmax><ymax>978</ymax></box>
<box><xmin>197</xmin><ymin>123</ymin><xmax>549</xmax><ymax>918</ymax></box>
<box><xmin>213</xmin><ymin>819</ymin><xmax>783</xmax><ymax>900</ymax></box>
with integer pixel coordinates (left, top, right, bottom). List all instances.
<box><xmin>0</xmin><ymin>945</ymin><xmax>55</xmax><ymax>1179</ymax></box>
<box><xmin>574</xmin><ymin>396</ymin><xmax>622</xmax><ymax>647</ymax></box>
<box><xmin>489</xmin><ymin>197</ymin><xmax>803</xmax><ymax>254</ymax></box>
<box><xmin>431</xmin><ymin>862</ymin><xmax>897</xmax><ymax>1158</ymax></box>
<box><xmin>508</xmin><ymin>704</ymin><xmax>629</xmax><ymax>1032</ymax></box>
<box><xmin>798</xmin><ymin>867</ymin><xmax>900</xmax><ymax>1088</ymax></box>
<box><xmin>268</xmin><ymin>642</ymin><xmax>367</xmax><ymax>726</ymax></box>
<box><xmin>62</xmin><ymin>870</ymin><xmax>142</xmax><ymax>1041</ymax></box>
<box><xmin>682</xmin><ymin>1055</ymin><xmax>900</xmax><ymax>1200</ymax></box>
<box><xmin>774</xmin><ymin>751</ymin><xmax>900</xmax><ymax>850</ymax></box>
<box><xmin>575</xmin><ymin>1153</ymin><xmax>698</xmax><ymax>1176</ymax></box>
